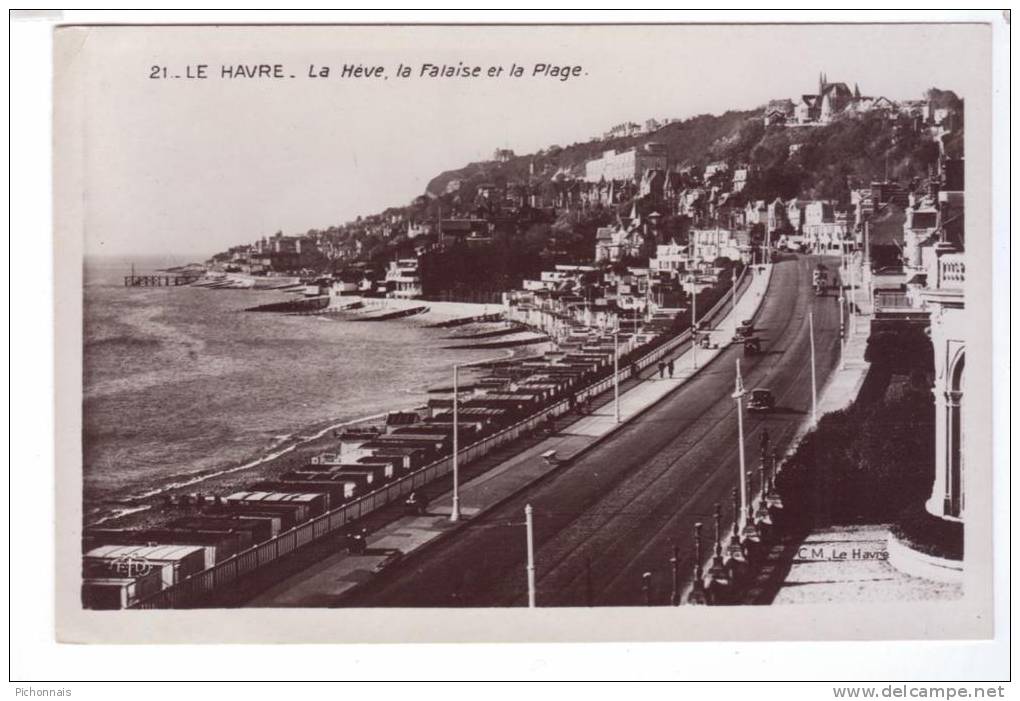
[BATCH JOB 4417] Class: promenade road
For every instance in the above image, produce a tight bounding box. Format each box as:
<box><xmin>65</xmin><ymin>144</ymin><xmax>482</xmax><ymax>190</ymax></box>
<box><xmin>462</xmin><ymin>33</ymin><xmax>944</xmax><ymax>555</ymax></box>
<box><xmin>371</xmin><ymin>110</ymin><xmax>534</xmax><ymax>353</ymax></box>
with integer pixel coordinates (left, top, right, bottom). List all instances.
<box><xmin>341</xmin><ymin>255</ymin><xmax>844</xmax><ymax>607</ymax></box>
<box><xmin>247</xmin><ymin>261</ymin><xmax>769</xmax><ymax>607</ymax></box>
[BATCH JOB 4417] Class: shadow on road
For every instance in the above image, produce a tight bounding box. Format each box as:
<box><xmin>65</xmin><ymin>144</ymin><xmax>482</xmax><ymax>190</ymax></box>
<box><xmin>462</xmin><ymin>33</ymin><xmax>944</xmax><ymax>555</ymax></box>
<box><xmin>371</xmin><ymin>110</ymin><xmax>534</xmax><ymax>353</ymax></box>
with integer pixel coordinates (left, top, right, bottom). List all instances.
<box><xmin>769</xmin><ymin>406</ymin><xmax>808</xmax><ymax>416</ymax></box>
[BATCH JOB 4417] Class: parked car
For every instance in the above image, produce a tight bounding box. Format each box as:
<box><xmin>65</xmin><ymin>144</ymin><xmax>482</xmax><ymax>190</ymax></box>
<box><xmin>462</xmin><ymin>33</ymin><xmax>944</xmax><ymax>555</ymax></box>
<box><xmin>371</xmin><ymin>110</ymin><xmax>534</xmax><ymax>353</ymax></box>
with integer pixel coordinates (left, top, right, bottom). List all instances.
<box><xmin>345</xmin><ymin>528</ymin><xmax>369</xmax><ymax>554</ymax></box>
<box><xmin>732</xmin><ymin>320</ymin><xmax>756</xmax><ymax>342</ymax></box>
<box><xmin>747</xmin><ymin>388</ymin><xmax>775</xmax><ymax>412</ymax></box>
<box><xmin>404</xmin><ymin>492</ymin><xmax>429</xmax><ymax>516</ymax></box>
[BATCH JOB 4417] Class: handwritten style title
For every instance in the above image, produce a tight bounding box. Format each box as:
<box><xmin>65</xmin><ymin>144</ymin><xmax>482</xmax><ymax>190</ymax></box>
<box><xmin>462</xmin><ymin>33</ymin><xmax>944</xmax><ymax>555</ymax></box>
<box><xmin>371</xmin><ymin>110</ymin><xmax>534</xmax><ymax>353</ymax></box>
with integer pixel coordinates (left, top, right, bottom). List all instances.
<box><xmin>149</xmin><ymin>62</ymin><xmax>588</xmax><ymax>82</ymax></box>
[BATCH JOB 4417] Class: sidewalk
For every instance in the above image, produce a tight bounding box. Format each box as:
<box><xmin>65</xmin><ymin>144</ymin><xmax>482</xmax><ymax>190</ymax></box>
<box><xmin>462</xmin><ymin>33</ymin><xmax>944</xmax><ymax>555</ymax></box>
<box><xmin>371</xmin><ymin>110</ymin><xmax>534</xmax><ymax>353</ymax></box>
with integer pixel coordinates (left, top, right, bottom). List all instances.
<box><xmin>770</xmin><ymin>526</ymin><xmax>962</xmax><ymax>604</ymax></box>
<box><xmin>816</xmin><ymin>256</ymin><xmax>872</xmax><ymax>416</ymax></box>
<box><xmin>764</xmin><ymin>257</ymin><xmax>962</xmax><ymax>604</ymax></box>
<box><xmin>249</xmin><ymin>266</ymin><xmax>774</xmax><ymax>606</ymax></box>
<box><xmin>681</xmin><ymin>255</ymin><xmax>882</xmax><ymax>605</ymax></box>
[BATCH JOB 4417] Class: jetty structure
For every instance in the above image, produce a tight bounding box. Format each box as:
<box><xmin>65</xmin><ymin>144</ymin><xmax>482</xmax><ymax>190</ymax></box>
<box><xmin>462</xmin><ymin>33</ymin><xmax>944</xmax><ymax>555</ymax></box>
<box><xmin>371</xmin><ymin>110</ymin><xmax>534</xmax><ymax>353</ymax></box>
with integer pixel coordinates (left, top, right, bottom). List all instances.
<box><xmin>124</xmin><ymin>272</ymin><xmax>204</xmax><ymax>287</ymax></box>
<box><xmin>123</xmin><ymin>263</ymin><xmax>204</xmax><ymax>287</ymax></box>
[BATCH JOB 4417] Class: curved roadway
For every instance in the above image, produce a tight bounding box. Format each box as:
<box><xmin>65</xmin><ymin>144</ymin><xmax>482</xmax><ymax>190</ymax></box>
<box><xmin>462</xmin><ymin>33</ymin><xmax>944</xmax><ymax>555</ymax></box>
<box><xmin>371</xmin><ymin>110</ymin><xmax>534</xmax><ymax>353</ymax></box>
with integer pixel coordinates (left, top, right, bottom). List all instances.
<box><xmin>342</xmin><ymin>255</ymin><xmax>844</xmax><ymax>607</ymax></box>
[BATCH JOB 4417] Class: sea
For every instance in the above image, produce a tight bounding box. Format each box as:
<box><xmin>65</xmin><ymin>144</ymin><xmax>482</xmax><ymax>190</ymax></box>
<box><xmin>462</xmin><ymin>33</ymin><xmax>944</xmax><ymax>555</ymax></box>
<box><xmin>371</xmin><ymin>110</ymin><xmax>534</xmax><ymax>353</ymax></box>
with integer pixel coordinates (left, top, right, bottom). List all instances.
<box><xmin>83</xmin><ymin>255</ymin><xmax>500</xmax><ymax>524</ymax></box>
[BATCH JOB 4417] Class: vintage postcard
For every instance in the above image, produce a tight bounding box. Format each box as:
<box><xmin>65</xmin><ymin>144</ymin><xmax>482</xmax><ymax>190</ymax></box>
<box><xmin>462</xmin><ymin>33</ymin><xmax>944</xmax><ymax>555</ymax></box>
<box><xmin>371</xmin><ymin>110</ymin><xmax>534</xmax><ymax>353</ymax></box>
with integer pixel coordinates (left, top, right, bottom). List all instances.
<box><xmin>53</xmin><ymin>21</ymin><xmax>996</xmax><ymax>643</ymax></box>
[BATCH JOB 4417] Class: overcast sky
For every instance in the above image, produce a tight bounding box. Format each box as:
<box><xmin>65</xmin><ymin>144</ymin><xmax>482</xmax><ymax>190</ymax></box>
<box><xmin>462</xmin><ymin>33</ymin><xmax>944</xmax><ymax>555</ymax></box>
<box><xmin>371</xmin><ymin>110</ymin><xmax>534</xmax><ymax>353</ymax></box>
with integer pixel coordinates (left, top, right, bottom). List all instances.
<box><xmin>61</xmin><ymin>23</ymin><xmax>988</xmax><ymax>259</ymax></box>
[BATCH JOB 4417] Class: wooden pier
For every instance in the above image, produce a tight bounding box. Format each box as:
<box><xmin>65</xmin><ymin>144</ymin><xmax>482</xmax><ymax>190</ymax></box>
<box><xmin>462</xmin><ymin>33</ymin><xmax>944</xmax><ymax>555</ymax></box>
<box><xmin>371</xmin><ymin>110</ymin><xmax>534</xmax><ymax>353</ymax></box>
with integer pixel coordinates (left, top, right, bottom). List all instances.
<box><xmin>123</xmin><ymin>273</ymin><xmax>203</xmax><ymax>287</ymax></box>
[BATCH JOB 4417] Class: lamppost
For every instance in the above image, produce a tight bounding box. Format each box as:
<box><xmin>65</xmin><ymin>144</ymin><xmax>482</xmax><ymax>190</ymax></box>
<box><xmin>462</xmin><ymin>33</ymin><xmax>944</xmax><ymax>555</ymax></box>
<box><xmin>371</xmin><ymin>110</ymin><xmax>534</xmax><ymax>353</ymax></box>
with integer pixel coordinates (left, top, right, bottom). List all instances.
<box><xmin>733</xmin><ymin>359</ymin><xmax>754</xmax><ymax>537</ymax></box>
<box><xmin>731</xmin><ymin>266</ymin><xmax>737</xmax><ymax>316</ymax></box>
<box><xmin>689</xmin><ymin>272</ymin><xmax>698</xmax><ymax>370</ymax></box>
<box><xmin>848</xmin><ymin>248</ymin><xmax>857</xmax><ymax>336</ymax></box>
<box><xmin>710</xmin><ymin>502</ymin><xmax>727</xmax><ymax>578</ymax></box>
<box><xmin>613</xmin><ymin>325</ymin><xmax>621</xmax><ymax>423</ymax></box>
<box><xmin>757</xmin><ymin>462</ymin><xmax>771</xmax><ymax>522</ymax></box>
<box><xmin>669</xmin><ymin>544</ymin><xmax>679</xmax><ymax>606</ymax></box>
<box><xmin>450</xmin><ymin>363</ymin><xmax>462</xmax><ymax>522</ymax></box>
<box><xmin>809</xmin><ymin>310</ymin><xmax>818</xmax><ymax>426</ymax></box>
<box><xmin>688</xmin><ymin>522</ymin><xmax>708</xmax><ymax>605</ymax></box>
<box><xmin>838</xmin><ymin>286</ymin><xmax>846</xmax><ymax>371</ymax></box>
<box><xmin>727</xmin><ymin>487</ymin><xmax>743</xmax><ymax>559</ymax></box>
<box><xmin>525</xmin><ymin>504</ymin><xmax>536</xmax><ymax>608</ymax></box>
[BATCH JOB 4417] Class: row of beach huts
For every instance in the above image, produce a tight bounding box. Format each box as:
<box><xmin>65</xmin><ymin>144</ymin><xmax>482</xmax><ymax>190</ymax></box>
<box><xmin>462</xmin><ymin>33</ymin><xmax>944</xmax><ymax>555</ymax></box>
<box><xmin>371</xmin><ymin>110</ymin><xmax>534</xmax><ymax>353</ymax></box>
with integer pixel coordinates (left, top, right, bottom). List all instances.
<box><xmin>82</xmin><ymin>323</ymin><xmax>655</xmax><ymax>609</ymax></box>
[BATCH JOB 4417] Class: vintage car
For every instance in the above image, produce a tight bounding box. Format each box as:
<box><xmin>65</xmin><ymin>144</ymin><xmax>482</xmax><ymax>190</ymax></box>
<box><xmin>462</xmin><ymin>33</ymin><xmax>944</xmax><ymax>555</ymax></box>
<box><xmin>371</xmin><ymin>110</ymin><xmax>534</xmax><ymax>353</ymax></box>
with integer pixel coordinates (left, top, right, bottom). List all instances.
<box><xmin>746</xmin><ymin>388</ymin><xmax>775</xmax><ymax>412</ymax></box>
<box><xmin>732</xmin><ymin>320</ymin><xmax>756</xmax><ymax>342</ymax></box>
<box><xmin>404</xmin><ymin>491</ymin><xmax>430</xmax><ymax>516</ymax></box>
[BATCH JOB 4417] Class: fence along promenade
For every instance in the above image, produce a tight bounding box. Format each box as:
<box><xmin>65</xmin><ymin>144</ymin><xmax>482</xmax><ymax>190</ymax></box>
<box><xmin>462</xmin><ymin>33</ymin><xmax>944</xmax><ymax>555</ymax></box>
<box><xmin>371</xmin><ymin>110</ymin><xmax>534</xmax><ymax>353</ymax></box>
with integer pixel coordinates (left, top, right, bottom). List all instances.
<box><xmin>132</xmin><ymin>267</ymin><xmax>753</xmax><ymax>608</ymax></box>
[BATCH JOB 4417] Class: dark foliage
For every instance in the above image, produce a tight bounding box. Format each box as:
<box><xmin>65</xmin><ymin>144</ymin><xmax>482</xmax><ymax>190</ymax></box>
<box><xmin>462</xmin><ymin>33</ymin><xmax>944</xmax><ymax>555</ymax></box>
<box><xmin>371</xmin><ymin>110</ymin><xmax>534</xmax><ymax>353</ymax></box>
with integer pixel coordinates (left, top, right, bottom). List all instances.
<box><xmin>776</xmin><ymin>370</ymin><xmax>935</xmax><ymax>525</ymax></box>
<box><xmin>864</xmin><ymin>326</ymin><xmax>935</xmax><ymax>374</ymax></box>
<box><xmin>891</xmin><ymin>502</ymin><xmax>963</xmax><ymax>560</ymax></box>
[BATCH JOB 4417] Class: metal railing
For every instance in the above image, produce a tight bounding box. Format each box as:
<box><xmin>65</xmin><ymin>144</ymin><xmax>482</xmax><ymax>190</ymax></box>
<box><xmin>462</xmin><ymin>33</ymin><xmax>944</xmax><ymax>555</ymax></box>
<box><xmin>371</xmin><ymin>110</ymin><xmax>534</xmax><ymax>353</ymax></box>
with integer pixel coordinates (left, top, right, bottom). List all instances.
<box><xmin>130</xmin><ymin>266</ymin><xmax>751</xmax><ymax>608</ymax></box>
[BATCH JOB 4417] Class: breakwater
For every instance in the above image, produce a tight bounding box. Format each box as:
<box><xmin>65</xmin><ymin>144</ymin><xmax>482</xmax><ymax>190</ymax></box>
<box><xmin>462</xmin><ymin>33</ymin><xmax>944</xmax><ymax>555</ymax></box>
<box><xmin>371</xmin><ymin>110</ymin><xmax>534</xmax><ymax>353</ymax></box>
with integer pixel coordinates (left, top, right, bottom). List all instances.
<box><xmin>350</xmin><ymin>305</ymin><xmax>429</xmax><ymax>321</ymax></box>
<box><xmin>243</xmin><ymin>296</ymin><xmax>330</xmax><ymax>313</ymax></box>
<box><xmin>445</xmin><ymin>323</ymin><xmax>526</xmax><ymax>340</ymax></box>
<box><xmin>125</xmin><ymin>273</ymin><xmax>203</xmax><ymax>287</ymax></box>
<box><xmin>442</xmin><ymin>335</ymin><xmax>549</xmax><ymax>350</ymax></box>
<box><xmin>427</xmin><ymin>312</ymin><xmax>506</xmax><ymax>328</ymax></box>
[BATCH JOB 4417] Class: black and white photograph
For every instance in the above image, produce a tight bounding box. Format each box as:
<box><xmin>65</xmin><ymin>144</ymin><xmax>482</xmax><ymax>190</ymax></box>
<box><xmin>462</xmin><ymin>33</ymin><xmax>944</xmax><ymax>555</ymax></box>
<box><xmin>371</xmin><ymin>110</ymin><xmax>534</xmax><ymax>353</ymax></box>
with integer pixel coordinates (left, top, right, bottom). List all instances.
<box><xmin>27</xmin><ymin>14</ymin><xmax>1005</xmax><ymax>669</ymax></box>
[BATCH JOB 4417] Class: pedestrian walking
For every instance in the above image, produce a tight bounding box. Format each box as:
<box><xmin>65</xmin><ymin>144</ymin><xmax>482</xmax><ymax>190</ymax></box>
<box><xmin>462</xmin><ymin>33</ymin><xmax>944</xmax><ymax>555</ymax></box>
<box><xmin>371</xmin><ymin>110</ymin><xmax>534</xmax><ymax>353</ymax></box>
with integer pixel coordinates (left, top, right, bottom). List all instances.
<box><xmin>668</xmin><ymin>358</ymin><xmax>675</xmax><ymax>378</ymax></box>
<box><xmin>658</xmin><ymin>361</ymin><xmax>665</xmax><ymax>379</ymax></box>
<box><xmin>631</xmin><ymin>362</ymin><xmax>639</xmax><ymax>379</ymax></box>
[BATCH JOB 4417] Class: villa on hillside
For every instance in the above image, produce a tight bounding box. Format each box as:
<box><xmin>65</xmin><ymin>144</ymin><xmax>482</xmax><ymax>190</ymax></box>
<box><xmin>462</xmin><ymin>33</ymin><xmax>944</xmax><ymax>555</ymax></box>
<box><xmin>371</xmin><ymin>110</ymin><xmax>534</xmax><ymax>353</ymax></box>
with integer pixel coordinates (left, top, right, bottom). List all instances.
<box><xmin>764</xmin><ymin>73</ymin><xmax>894</xmax><ymax>127</ymax></box>
<box><xmin>594</xmin><ymin>223</ymin><xmax>643</xmax><ymax>263</ymax></box>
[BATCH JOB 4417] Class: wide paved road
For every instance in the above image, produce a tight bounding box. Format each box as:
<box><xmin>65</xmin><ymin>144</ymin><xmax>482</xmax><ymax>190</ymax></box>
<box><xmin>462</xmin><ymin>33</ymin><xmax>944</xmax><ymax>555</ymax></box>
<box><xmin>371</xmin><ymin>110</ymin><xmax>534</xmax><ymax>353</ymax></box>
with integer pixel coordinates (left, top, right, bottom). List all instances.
<box><xmin>342</xmin><ymin>255</ymin><xmax>844</xmax><ymax>607</ymax></box>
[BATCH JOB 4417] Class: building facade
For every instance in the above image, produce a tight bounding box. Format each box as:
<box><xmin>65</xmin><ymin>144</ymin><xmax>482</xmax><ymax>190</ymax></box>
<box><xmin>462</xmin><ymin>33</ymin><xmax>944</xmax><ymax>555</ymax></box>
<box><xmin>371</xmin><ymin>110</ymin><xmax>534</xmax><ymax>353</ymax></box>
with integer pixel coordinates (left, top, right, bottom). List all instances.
<box><xmin>920</xmin><ymin>246</ymin><xmax>966</xmax><ymax>521</ymax></box>
<box><xmin>584</xmin><ymin>144</ymin><xmax>668</xmax><ymax>183</ymax></box>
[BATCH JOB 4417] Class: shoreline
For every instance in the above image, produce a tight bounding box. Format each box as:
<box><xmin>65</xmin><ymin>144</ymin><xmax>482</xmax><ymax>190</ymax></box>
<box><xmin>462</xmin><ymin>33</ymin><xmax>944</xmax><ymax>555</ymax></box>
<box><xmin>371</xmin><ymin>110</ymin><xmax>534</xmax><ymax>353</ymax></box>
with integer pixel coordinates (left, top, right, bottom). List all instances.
<box><xmin>86</xmin><ymin>340</ymin><xmax>537</xmax><ymax>531</ymax></box>
<box><xmin>89</xmin><ymin>408</ymin><xmax>400</xmax><ymax>526</ymax></box>
<box><xmin>83</xmin><ymin>279</ymin><xmax>537</xmax><ymax>530</ymax></box>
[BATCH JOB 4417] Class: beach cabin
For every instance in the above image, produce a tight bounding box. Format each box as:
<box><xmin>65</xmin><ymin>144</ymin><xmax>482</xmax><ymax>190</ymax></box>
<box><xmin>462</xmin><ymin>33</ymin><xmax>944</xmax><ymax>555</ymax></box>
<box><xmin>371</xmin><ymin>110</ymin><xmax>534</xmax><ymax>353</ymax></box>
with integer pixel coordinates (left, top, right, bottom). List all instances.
<box><xmin>83</xmin><ymin>543</ymin><xmax>207</xmax><ymax>589</ymax></box>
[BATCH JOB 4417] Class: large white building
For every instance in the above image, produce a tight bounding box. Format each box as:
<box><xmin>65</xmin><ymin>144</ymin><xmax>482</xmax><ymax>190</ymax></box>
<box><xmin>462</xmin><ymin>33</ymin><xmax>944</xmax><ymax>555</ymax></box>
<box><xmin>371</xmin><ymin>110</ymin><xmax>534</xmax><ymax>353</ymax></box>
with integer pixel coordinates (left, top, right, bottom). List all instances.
<box><xmin>920</xmin><ymin>245</ymin><xmax>966</xmax><ymax>522</ymax></box>
<box><xmin>384</xmin><ymin>258</ymin><xmax>422</xmax><ymax>298</ymax></box>
<box><xmin>585</xmin><ymin>144</ymin><xmax>668</xmax><ymax>183</ymax></box>
<box><xmin>689</xmin><ymin>228</ymin><xmax>750</xmax><ymax>263</ymax></box>
<box><xmin>648</xmin><ymin>243</ymin><xmax>691</xmax><ymax>275</ymax></box>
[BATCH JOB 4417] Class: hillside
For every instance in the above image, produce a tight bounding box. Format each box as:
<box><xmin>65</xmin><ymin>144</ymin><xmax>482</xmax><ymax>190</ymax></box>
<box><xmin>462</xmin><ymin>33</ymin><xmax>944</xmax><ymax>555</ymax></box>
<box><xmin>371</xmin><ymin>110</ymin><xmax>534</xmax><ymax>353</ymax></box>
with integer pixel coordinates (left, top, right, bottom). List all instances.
<box><xmin>425</xmin><ymin>106</ymin><xmax>949</xmax><ymax>210</ymax></box>
<box><xmin>425</xmin><ymin>109</ymin><xmax>760</xmax><ymax>198</ymax></box>
<box><xmin>210</xmin><ymin>88</ymin><xmax>962</xmax><ymax>295</ymax></box>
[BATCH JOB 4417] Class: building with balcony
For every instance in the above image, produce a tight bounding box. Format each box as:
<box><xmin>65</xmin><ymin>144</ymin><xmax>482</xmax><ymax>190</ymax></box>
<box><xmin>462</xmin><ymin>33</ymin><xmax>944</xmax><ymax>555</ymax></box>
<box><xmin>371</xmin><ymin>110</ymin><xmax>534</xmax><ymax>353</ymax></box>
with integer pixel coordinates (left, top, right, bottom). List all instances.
<box><xmin>918</xmin><ymin>246</ymin><xmax>966</xmax><ymax>522</ymax></box>
<box><xmin>689</xmin><ymin>228</ymin><xmax>750</xmax><ymax>264</ymax></box>
<box><xmin>384</xmin><ymin>258</ymin><xmax>422</xmax><ymax>299</ymax></box>
<box><xmin>648</xmin><ymin>242</ymin><xmax>691</xmax><ymax>276</ymax></box>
